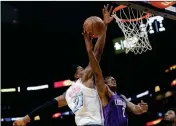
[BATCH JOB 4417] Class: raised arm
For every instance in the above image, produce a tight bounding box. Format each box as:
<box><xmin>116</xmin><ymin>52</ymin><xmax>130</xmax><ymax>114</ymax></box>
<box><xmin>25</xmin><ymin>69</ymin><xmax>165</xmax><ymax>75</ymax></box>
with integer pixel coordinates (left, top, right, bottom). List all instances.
<box><xmin>83</xmin><ymin>32</ymin><xmax>107</xmax><ymax>97</ymax></box>
<box><xmin>94</xmin><ymin>4</ymin><xmax>113</xmax><ymax>63</ymax></box>
<box><xmin>121</xmin><ymin>95</ymin><xmax>148</xmax><ymax>115</ymax></box>
<box><xmin>81</xmin><ymin>4</ymin><xmax>113</xmax><ymax>83</ymax></box>
<box><xmin>13</xmin><ymin>93</ymin><xmax>67</xmax><ymax>126</ymax></box>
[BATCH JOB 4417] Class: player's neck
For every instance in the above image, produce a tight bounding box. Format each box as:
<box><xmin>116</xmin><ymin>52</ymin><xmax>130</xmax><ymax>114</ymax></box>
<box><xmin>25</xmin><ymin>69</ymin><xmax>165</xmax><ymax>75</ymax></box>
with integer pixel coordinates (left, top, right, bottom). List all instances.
<box><xmin>173</xmin><ymin>119</ymin><xmax>176</xmax><ymax>126</ymax></box>
<box><xmin>110</xmin><ymin>89</ymin><xmax>117</xmax><ymax>94</ymax></box>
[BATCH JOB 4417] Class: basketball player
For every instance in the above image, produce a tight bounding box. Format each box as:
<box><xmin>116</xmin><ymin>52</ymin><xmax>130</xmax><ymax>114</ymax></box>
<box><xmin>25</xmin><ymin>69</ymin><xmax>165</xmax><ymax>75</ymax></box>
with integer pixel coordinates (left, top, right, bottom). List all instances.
<box><xmin>13</xmin><ymin>4</ymin><xmax>113</xmax><ymax>126</ymax></box>
<box><xmin>158</xmin><ymin>109</ymin><xmax>176</xmax><ymax>126</ymax></box>
<box><xmin>83</xmin><ymin>31</ymin><xmax>148</xmax><ymax>126</ymax></box>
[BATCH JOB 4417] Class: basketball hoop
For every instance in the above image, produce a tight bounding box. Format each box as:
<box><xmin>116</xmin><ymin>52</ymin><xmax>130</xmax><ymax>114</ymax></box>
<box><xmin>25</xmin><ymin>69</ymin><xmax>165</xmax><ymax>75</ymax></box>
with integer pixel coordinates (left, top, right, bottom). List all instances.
<box><xmin>112</xmin><ymin>5</ymin><xmax>153</xmax><ymax>54</ymax></box>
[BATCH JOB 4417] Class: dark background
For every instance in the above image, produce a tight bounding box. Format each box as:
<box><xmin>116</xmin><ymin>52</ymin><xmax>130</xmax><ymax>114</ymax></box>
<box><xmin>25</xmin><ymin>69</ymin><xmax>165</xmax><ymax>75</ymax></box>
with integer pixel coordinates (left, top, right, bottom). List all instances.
<box><xmin>1</xmin><ymin>1</ymin><xmax>176</xmax><ymax>126</ymax></box>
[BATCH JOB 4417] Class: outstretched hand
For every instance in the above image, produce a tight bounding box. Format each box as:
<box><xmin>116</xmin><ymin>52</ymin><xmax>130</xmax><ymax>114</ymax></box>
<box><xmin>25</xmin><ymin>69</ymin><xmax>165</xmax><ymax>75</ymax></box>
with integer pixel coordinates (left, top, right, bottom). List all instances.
<box><xmin>102</xmin><ymin>4</ymin><xmax>114</xmax><ymax>24</ymax></box>
<box><xmin>13</xmin><ymin>119</ymin><xmax>27</xmax><ymax>126</ymax></box>
<box><xmin>138</xmin><ymin>100</ymin><xmax>148</xmax><ymax>113</ymax></box>
<box><xmin>82</xmin><ymin>31</ymin><xmax>93</xmax><ymax>52</ymax></box>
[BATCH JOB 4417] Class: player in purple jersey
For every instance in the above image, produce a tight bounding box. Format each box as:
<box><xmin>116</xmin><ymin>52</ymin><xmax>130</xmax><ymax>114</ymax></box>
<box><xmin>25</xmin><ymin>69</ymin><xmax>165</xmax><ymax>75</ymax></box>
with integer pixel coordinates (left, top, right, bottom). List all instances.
<box><xmin>157</xmin><ymin>109</ymin><xmax>176</xmax><ymax>126</ymax></box>
<box><xmin>83</xmin><ymin>32</ymin><xmax>148</xmax><ymax>126</ymax></box>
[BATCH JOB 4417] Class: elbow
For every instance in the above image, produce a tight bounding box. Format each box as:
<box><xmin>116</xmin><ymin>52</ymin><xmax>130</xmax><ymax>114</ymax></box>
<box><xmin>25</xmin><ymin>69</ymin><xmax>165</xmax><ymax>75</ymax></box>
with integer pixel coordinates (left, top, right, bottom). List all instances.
<box><xmin>55</xmin><ymin>95</ymin><xmax>67</xmax><ymax>108</ymax></box>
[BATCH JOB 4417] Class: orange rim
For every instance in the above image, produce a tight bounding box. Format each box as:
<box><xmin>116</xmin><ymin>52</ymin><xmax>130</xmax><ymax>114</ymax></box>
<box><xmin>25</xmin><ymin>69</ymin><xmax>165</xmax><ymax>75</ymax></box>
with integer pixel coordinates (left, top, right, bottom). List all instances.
<box><xmin>113</xmin><ymin>5</ymin><xmax>152</xmax><ymax>22</ymax></box>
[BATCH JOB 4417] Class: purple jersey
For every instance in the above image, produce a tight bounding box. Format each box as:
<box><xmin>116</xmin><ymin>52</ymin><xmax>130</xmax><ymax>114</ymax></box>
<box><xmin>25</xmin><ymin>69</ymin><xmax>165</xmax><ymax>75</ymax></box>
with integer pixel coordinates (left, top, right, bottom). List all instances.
<box><xmin>103</xmin><ymin>94</ymin><xmax>128</xmax><ymax>126</ymax></box>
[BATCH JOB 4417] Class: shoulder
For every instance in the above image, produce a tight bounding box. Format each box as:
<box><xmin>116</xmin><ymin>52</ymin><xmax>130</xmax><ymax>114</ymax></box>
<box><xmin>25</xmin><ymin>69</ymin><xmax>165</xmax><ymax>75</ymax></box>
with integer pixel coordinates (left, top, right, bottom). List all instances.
<box><xmin>120</xmin><ymin>94</ymin><xmax>127</xmax><ymax>100</ymax></box>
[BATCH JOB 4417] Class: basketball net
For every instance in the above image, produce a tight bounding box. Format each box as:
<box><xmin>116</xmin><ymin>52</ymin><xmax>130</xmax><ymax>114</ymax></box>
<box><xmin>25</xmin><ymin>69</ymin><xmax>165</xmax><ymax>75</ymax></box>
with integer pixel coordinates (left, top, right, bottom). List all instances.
<box><xmin>112</xmin><ymin>6</ymin><xmax>152</xmax><ymax>54</ymax></box>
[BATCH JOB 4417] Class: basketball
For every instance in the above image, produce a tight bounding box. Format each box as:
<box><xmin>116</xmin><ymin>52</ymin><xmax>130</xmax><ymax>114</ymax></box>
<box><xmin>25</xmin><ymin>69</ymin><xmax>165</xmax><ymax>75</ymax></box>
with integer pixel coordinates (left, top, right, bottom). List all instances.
<box><xmin>83</xmin><ymin>16</ymin><xmax>105</xmax><ymax>38</ymax></box>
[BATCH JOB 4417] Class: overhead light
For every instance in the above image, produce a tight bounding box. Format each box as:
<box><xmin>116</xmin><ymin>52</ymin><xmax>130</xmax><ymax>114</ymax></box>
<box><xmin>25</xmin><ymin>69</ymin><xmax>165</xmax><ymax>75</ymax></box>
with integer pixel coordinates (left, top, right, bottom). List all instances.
<box><xmin>1</xmin><ymin>88</ymin><xmax>16</xmax><ymax>92</ymax></box>
<box><xmin>17</xmin><ymin>87</ymin><xmax>20</xmax><ymax>92</ymax></box>
<box><xmin>157</xmin><ymin>112</ymin><xmax>163</xmax><ymax>117</ymax></box>
<box><xmin>146</xmin><ymin>118</ymin><xmax>163</xmax><ymax>126</ymax></box>
<box><xmin>169</xmin><ymin>65</ymin><xmax>176</xmax><ymax>71</ymax></box>
<box><xmin>165</xmin><ymin>91</ymin><xmax>172</xmax><ymax>98</ymax></box>
<box><xmin>27</xmin><ymin>84</ymin><xmax>49</xmax><ymax>91</ymax></box>
<box><xmin>155</xmin><ymin>86</ymin><xmax>160</xmax><ymax>92</ymax></box>
<box><xmin>63</xmin><ymin>80</ymin><xmax>72</xmax><ymax>86</ymax></box>
<box><xmin>34</xmin><ymin>116</ymin><xmax>40</xmax><ymax>121</ymax></box>
<box><xmin>62</xmin><ymin>111</ymin><xmax>70</xmax><ymax>115</ymax></box>
<box><xmin>52</xmin><ymin>112</ymin><xmax>61</xmax><ymax>118</ymax></box>
<box><xmin>11</xmin><ymin>117</ymin><xmax>23</xmax><ymax>121</ymax></box>
<box><xmin>54</xmin><ymin>80</ymin><xmax>72</xmax><ymax>88</ymax></box>
<box><xmin>171</xmin><ymin>79</ymin><xmax>176</xmax><ymax>86</ymax></box>
<box><xmin>136</xmin><ymin>90</ymin><xmax>149</xmax><ymax>98</ymax></box>
<box><xmin>165</xmin><ymin>65</ymin><xmax>176</xmax><ymax>73</ymax></box>
<box><xmin>165</xmin><ymin>69</ymin><xmax>169</xmax><ymax>73</ymax></box>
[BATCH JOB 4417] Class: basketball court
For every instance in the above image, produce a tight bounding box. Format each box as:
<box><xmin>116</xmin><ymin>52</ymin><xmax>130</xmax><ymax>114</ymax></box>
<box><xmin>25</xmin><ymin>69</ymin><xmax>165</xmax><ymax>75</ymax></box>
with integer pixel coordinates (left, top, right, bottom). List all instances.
<box><xmin>1</xmin><ymin>1</ymin><xmax>176</xmax><ymax>126</ymax></box>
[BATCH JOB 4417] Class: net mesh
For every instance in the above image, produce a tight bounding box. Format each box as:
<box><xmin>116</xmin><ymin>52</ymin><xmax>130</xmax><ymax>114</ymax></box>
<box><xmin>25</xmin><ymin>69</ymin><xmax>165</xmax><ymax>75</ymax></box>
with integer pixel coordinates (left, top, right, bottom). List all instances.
<box><xmin>112</xmin><ymin>6</ymin><xmax>152</xmax><ymax>54</ymax></box>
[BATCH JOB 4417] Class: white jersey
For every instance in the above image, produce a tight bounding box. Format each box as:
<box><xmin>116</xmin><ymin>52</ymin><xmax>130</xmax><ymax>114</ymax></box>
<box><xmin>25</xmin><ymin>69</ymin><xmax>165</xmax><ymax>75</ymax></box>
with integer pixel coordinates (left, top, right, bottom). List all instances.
<box><xmin>65</xmin><ymin>79</ymin><xmax>104</xmax><ymax>126</ymax></box>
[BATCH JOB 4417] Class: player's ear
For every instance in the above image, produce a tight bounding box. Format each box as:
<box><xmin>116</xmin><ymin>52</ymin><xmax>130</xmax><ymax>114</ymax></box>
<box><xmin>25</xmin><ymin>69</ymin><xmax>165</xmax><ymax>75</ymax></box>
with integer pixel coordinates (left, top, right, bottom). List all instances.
<box><xmin>74</xmin><ymin>73</ymin><xmax>79</xmax><ymax>79</ymax></box>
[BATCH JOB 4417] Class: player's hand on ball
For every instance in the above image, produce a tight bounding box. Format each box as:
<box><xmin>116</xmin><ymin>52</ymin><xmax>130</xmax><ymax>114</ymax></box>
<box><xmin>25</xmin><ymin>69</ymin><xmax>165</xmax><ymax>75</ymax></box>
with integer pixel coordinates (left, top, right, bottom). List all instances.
<box><xmin>102</xmin><ymin>4</ymin><xmax>114</xmax><ymax>24</ymax></box>
<box><xmin>82</xmin><ymin>31</ymin><xmax>93</xmax><ymax>52</ymax></box>
<box><xmin>138</xmin><ymin>100</ymin><xmax>148</xmax><ymax>113</ymax></box>
<box><xmin>13</xmin><ymin>119</ymin><xmax>27</xmax><ymax>126</ymax></box>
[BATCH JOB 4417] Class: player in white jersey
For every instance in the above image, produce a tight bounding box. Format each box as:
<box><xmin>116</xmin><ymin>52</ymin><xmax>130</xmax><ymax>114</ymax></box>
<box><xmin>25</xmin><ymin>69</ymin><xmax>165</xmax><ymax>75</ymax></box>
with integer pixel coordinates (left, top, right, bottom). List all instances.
<box><xmin>65</xmin><ymin>4</ymin><xmax>113</xmax><ymax>125</ymax></box>
<box><xmin>13</xmin><ymin>4</ymin><xmax>113</xmax><ymax>126</ymax></box>
<box><xmin>65</xmin><ymin>75</ymin><xmax>104</xmax><ymax>125</ymax></box>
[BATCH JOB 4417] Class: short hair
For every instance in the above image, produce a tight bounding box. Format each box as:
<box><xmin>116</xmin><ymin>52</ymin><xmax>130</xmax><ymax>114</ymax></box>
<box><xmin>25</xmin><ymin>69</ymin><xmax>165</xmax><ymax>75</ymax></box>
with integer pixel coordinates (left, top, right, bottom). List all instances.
<box><xmin>70</xmin><ymin>64</ymin><xmax>79</xmax><ymax>80</ymax></box>
<box><xmin>105</xmin><ymin>76</ymin><xmax>112</xmax><ymax>80</ymax></box>
<box><xmin>105</xmin><ymin>76</ymin><xmax>112</xmax><ymax>83</ymax></box>
<box><xmin>167</xmin><ymin>108</ymin><xmax>176</xmax><ymax>113</ymax></box>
